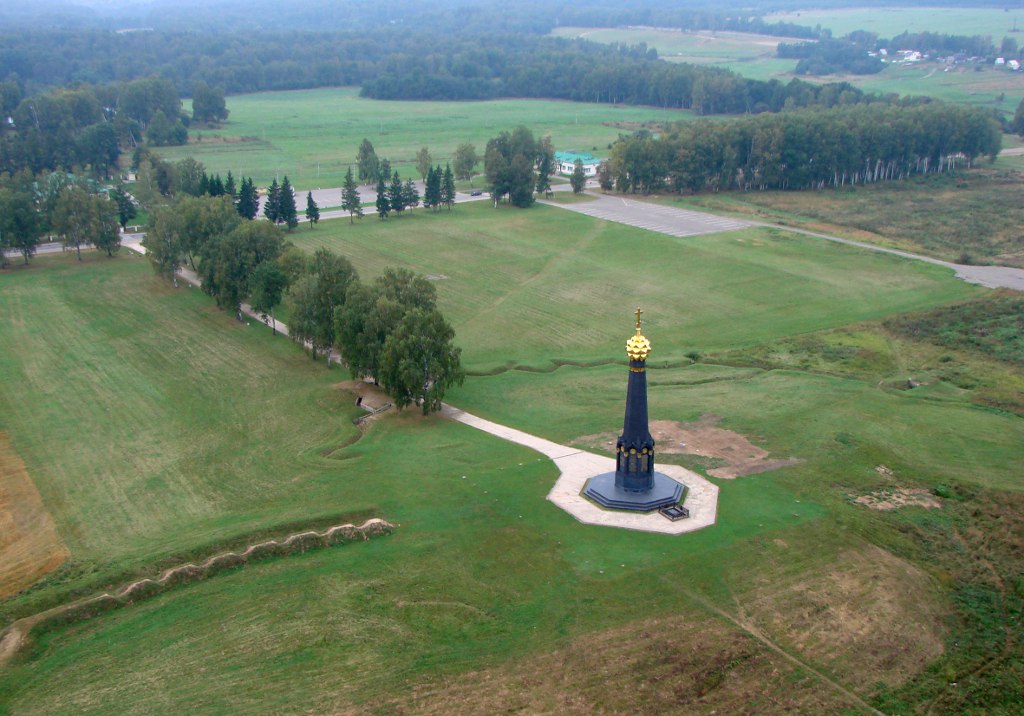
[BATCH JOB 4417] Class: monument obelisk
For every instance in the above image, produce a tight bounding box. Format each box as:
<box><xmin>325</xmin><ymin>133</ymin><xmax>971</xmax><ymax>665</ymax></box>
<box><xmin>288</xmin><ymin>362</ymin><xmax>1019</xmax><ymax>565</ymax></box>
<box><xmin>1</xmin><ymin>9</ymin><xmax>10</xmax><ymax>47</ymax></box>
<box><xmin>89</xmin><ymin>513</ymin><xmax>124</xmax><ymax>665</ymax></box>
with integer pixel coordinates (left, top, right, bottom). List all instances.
<box><xmin>583</xmin><ymin>308</ymin><xmax>684</xmax><ymax>511</ymax></box>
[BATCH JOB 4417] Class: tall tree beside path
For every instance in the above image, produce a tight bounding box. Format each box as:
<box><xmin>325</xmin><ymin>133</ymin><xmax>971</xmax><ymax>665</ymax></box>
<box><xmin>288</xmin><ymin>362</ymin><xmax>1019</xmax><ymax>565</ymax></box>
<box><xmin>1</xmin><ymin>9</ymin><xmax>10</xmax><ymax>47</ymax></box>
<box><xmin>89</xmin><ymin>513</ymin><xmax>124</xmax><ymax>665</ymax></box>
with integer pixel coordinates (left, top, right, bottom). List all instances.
<box><xmin>287</xmin><ymin>248</ymin><xmax>358</xmax><ymax>363</ymax></box>
<box><xmin>402</xmin><ymin>178</ymin><xmax>420</xmax><ymax>211</ymax></box>
<box><xmin>416</xmin><ymin>147</ymin><xmax>432</xmax><ymax>181</ymax></box>
<box><xmin>51</xmin><ymin>185</ymin><xmax>119</xmax><ymax>260</ymax></box>
<box><xmin>375</xmin><ymin>177</ymin><xmax>390</xmax><ymax>220</ymax></box>
<box><xmin>202</xmin><ymin>221</ymin><xmax>285</xmax><ymax>319</ymax></box>
<box><xmin>379</xmin><ymin>308</ymin><xmax>464</xmax><ymax>415</ymax></box>
<box><xmin>570</xmin><ymin>159</ymin><xmax>587</xmax><ymax>194</ymax></box>
<box><xmin>341</xmin><ymin>167</ymin><xmax>363</xmax><ymax>223</ymax></box>
<box><xmin>278</xmin><ymin>176</ymin><xmax>298</xmax><ymax>231</ymax></box>
<box><xmin>535</xmin><ymin>153</ymin><xmax>553</xmax><ymax>197</ymax></box>
<box><xmin>389</xmin><ymin>171</ymin><xmax>405</xmax><ymax>217</ymax></box>
<box><xmin>250</xmin><ymin>261</ymin><xmax>288</xmax><ymax>335</ymax></box>
<box><xmin>453</xmin><ymin>142</ymin><xmax>478</xmax><ymax>185</ymax></box>
<box><xmin>305</xmin><ymin>191</ymin><xmax>320</xmax><ymax>228</ymax></box>
<box><xmin>0</xmin><ymin>188</ymin><xmax>41</xmax><ymax>266</ymax></box>
<box><xmin>357</xmin><ymin>138</ymin><xmax>380</xmax><ymax>184</ymax></box>
<box><xmin>442</xmin><ymin>164</ymin><xmax>456</xmax><ymax>210</ymax></box>
<box><xmin>142</xmin><ymin>204</ymin><xmax>186</xmax><ymax>282</ymax></box>
<box><xmin>423</xmin><ymin>166</ymin><xmax>441</xmax><ymax>210</ymax></box>
<box><xmin>263</xmin><ymin>179</ymin><xmax>281</xmax><ymax>224</ymax></box>
<box><xmin>236</xmin><ymin>177</ymin><xmax>259</xmax><ymax>220</ymax></box>
<box><xmin>485</xmin><ymin>126</ymin><xmax>539</xmax><ymax>208</ymax></box>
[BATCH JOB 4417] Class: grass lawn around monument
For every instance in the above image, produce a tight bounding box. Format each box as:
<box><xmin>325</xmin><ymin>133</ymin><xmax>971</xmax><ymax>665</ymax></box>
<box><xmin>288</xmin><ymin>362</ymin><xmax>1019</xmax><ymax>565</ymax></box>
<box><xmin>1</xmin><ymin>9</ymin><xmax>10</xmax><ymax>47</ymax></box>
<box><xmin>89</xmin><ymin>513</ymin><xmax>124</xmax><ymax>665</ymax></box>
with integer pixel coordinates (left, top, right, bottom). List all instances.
<box><xmin>157</xmin><ymin>88</ymin><xmax>692</xmax><ymax>191</ymax></box>
<box><xmin>287</xmin><ymin>201</ymin><xmax>978</xmax><ymax>372</ymax></box>
<box><xmin>1</xmin><ymin>205</ymin><xmax>1022</xmax><ymax>712</ymax></box>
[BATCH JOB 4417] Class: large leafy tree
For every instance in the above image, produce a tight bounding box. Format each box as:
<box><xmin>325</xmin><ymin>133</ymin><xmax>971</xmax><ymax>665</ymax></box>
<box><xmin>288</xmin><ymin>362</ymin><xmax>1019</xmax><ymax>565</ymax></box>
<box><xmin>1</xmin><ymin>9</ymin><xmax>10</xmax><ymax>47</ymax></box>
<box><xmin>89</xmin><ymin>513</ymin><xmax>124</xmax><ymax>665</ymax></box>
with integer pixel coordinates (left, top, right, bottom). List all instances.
<box><xmin>336</xmin><ymin>267</ymin><xmax>437</xmax><ymax>383</ymax></box>
<box><xmin>415</xmin><ymin>146</ymin><xmax>432</xmax><ymax>181</ymax></box>
<box><xmin>341</xmin><ymin>167</ymin><xmax>363</xmax><ymax>223</ymax></box>
<box><xmin>176</xmin><ymin>195</ymin><xmax>242</xmax><ymax>269</ymax></box>
<box><xmin>485</xmin><ymin>126</ymin><xmax>539</xmax><ymax>208</ymax></box>
<box><xmin>0</xmin><ymin>188</ymin><xmax>41</xmax><ymax>266</ymax></box>
<box><xmin>51</xmin><ymin>185</ymin><xmax>118</xmax><ymax>260</ymax></box>
<box><xmin>379</xmin><ymin>308</ymin><xmax>464</xmax><ymax>415</ymax></box>
<box><xmin>249</xmin><ymin>261</ymin><xmax>288</xmax><ymax>335</ymax></box>
<box><xmin>356</xmin><ymin>138</ymin><xmax>379</xmax><ymax>184</ymax></box>
<box><xmin>191</xmin><ymin>81</ymin><xmax>229</xmax><ymax>124</ymax></box>
<box><xmin>1013</xmin><ymin>97</ymin><xmax>1024</xmax><ymax>138</ymax></box>
<box><xmin>453</xmin><ymin>142</ymin><xmax>478</xmax><ymax>184</ymax></box>
<box><xmin>201</xmin><ymin>221</ymin><xmax>285</xmax><ymax>318</ymax></box>
<box><xmin>287</xmin><ymin>248</ymin><xmax>358</xmax><ymax>363</ymax></box>
<box><xmin>142</xmin><ymin>204</ymin><xmax>186</xmax><ymax>281</ymax></box>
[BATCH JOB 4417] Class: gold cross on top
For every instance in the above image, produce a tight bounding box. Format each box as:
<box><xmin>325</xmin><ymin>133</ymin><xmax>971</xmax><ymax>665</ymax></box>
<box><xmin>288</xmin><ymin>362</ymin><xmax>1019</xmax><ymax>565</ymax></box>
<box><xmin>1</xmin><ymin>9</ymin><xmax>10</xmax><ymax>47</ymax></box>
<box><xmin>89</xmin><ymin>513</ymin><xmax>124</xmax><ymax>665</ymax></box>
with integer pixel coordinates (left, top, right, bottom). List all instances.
<box><xmin>634</xmin><ymin>307</ymin><xmax>643</xmax><ymax>334</ymax></box>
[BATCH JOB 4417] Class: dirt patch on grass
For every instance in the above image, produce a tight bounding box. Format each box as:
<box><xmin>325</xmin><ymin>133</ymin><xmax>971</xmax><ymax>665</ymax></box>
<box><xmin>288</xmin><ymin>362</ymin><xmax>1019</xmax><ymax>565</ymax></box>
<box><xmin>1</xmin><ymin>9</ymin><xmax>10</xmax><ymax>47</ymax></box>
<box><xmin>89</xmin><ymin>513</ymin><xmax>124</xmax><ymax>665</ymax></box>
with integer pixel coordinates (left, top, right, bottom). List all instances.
<box><xmin>738</xmin><ymin>543</ymin><xmax>946</xmax><ymax>692</ymax></box>
<box><xmin>0</xmin><ymin>432</ymin><xmax>69</xmax><ymax>599</ymax></box>
<box><xmin>853</xmin><ymin>488</ymin><xmax>942</xmax><ymax>511</ymax></box>
<box><xmin>347</xmin><ymin>614</ymin><xmax>857</xmax><ymax>715</ymax></box>
<box><xmin>576</xmin><ymin>414</ymin><xmax>802</xmax><ymax>478</ymax></box>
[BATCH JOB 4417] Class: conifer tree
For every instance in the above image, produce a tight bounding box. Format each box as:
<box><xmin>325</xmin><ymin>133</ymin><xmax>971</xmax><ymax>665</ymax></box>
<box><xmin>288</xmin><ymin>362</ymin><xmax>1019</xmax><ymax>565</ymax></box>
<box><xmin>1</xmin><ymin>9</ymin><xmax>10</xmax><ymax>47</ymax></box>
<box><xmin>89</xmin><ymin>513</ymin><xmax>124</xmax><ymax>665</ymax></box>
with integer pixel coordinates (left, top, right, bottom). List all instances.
<box><xmin>442</xmin><ymin>164</ymin><xmax>456</xmax><ymax>210</ymax></box>
<box><xmin>402</xmin><ymin>178</ymin><xmax>420</xmax><ymax>211</ymax></box>
<box><xmin>278</xmin><ymin>176</ymin><xmax>298</xmax><ymax>230</ymax></box>
<box><xmin>236</xmin><ymin>177</ymin><xmax>259</xmax><ymax>220</ymax></box>
<box><xmin>389</xmin><ymin>171</ymin><xmax>405</xmax><ymax>217</ymax></box>
<box><xmin>375</xmin><ymin>177</ymin><xmax>390</xmax><ymax>219</ymax></box>
<box><xmin>263</xmin><ymin>178</ymin><xmax>281</xmax><ymax>223</ymax></box>
<box><xmin>341</xmin><ymin>167</ymin><xmax>363</xmax><ymax>223</ymax></box>
<box><xmin>423</xmin><ymin>166</ymin><xmax>440</xmax><ymax>210</ymax></box>
<box><xmin>224</xmin><ymin>171</ymin><xmax>237</xmax><ymax>199</ymax></box>
<box><xmin>305</xmin><ymin>191</ymin><xmax>320</xmax><ymax>228</ymax></box>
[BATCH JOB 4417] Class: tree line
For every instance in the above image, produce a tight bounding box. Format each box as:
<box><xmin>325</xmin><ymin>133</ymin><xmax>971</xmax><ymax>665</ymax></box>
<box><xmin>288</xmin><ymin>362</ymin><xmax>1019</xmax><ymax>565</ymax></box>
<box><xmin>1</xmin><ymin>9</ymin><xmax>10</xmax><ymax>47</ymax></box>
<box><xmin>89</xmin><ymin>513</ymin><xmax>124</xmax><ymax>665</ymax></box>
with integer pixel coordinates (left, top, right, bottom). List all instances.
<box><xmin>606</xmin><ymin>102</ymin><xmax>1002</xmax><ymax>194</ymax></box>
<box><xmin>0</xmin><ymin>169</ymin><xmax>124</xmax><ymax>266</ymax></box>
<box><xmin>141</xmin><ymin>194</ymin><xmax>462</xmax><ymax>413</ymax></box>
<box><xmin>0</xmin><ymin>77</ymin><xmax>219</xmax><ymax>178</ymax></box>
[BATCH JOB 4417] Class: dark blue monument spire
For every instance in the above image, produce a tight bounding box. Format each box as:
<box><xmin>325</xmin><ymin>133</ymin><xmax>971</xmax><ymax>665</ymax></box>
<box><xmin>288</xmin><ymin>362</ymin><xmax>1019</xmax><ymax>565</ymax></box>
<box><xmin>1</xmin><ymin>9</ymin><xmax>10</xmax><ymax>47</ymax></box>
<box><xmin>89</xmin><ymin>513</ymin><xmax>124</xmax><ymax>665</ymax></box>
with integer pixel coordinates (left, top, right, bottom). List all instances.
<box><xmin>583</xmin><ymin>308</ymin><xmax>683</xmax><ymax>512</ymax></box>
<box><xmin>616</xmin><ymin>307</ymin><xmax>656</xmax><ymax>492</ymax></box>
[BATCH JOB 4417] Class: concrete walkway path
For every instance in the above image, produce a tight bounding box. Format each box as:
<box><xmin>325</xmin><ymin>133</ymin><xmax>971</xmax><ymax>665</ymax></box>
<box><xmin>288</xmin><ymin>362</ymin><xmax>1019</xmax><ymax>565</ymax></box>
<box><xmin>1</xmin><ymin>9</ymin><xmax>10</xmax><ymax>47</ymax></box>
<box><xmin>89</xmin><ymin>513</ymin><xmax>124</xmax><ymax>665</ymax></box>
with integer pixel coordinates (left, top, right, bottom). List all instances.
<box><xmin>441</xmin><ymin>405</ymin><xmax>718</xmax><ymax>535</ymax></box>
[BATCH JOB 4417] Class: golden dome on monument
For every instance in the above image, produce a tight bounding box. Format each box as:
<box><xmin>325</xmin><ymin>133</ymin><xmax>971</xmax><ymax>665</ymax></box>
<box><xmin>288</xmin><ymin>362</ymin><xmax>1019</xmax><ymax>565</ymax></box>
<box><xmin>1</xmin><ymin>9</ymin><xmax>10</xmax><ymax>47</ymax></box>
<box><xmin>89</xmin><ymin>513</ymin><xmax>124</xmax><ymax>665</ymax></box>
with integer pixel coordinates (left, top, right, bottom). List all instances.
<box><xmin>625</xmin><ymin>306</ymin><xmax>652</xmax><ymax>361</ymax></box>
<box><xmin>626</xmin><ymin>333</ymin><xmax>651</xmax><ymax>361</ymax></box>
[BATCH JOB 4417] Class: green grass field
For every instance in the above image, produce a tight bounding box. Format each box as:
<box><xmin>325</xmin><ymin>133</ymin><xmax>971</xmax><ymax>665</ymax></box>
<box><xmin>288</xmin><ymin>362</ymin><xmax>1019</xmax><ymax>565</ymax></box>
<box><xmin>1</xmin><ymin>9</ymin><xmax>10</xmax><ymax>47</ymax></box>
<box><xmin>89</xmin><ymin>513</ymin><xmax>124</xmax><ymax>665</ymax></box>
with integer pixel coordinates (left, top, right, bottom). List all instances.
<box><xmin>1</xmin><ymin>202</ymin><xmax>1022</xmax><ymax>712</ymax></box>
<box><xmin>284</xmin><ymin>202</ymin><xmax>977</xmax><ymax>371</ymax></box>
<box><xmin>766</xmin><ymin>6</ymin><xmax>1024</xmax><ymax>40</ymax></box>
<box><xmin>159</xmin><ymin>88</ymin><xmax>692</xmax><ymax>191</ymax></box>
<box><xmin>654</xmin><ymin>169</ymin><xmax>1024</xmax><ymax>268</ymax></box>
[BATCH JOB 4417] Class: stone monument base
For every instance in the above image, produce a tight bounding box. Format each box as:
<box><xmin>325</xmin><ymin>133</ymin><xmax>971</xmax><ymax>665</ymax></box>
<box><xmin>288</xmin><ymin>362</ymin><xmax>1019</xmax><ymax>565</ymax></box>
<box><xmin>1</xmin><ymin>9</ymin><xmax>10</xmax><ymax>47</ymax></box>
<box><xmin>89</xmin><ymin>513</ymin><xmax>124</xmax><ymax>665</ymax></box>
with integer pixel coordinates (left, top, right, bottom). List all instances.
<box><xmin>583</xmin><ymin>471</ymin><xmax>684</xmax><ymax>512</ymax></box>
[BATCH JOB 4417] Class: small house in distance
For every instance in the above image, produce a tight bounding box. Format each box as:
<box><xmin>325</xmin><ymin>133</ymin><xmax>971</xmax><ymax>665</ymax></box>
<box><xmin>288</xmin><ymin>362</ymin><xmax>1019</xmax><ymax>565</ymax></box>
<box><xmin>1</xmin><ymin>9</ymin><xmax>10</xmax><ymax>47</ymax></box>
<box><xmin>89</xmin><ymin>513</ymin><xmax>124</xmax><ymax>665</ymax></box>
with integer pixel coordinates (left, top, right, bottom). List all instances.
<box><xmin>555</xmin><ymin>151</ymin><xmax>601</xmax><ymax>177</ymax></box>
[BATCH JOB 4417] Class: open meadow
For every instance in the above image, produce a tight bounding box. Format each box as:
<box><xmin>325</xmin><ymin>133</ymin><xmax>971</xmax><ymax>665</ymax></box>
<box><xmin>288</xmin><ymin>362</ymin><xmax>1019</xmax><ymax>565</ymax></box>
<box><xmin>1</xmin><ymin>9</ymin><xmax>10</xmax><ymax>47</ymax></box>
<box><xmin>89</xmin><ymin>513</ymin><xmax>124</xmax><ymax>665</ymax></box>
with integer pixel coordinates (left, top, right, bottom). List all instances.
<box><xmin>655</xmin><ymin>169</ymin><xmax>1024</xmax><ymax>269</ymax></box>
<box><xmin>158</xmin><ymin>88</ymin><xmax>691</xmax><ymax>191</ymax></box>
<box><xmin>765</xmin><ymin>6</ymin><xmax>1024</xmax><ymax>40</ymax></box>
<box><xmin>2</xmin><ymin>195</ymin><xmax>1023</xmax><ymax>712</ymax></box>
<box><xmin>551</xmin><ymin>24</ymin><xmax>1024</xmax><ymax>113</ymax></box>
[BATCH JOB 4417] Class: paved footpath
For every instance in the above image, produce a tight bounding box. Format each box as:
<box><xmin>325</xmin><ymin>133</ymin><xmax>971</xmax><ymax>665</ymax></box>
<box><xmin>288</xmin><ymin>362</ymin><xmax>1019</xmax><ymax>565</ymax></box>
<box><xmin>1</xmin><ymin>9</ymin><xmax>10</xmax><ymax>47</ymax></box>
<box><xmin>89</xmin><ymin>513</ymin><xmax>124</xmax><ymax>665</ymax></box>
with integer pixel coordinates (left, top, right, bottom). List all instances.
<box><xmin>441</xmin><ymin>404</ymin><xmax>718</xmax><ymax>535</ymax></box>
